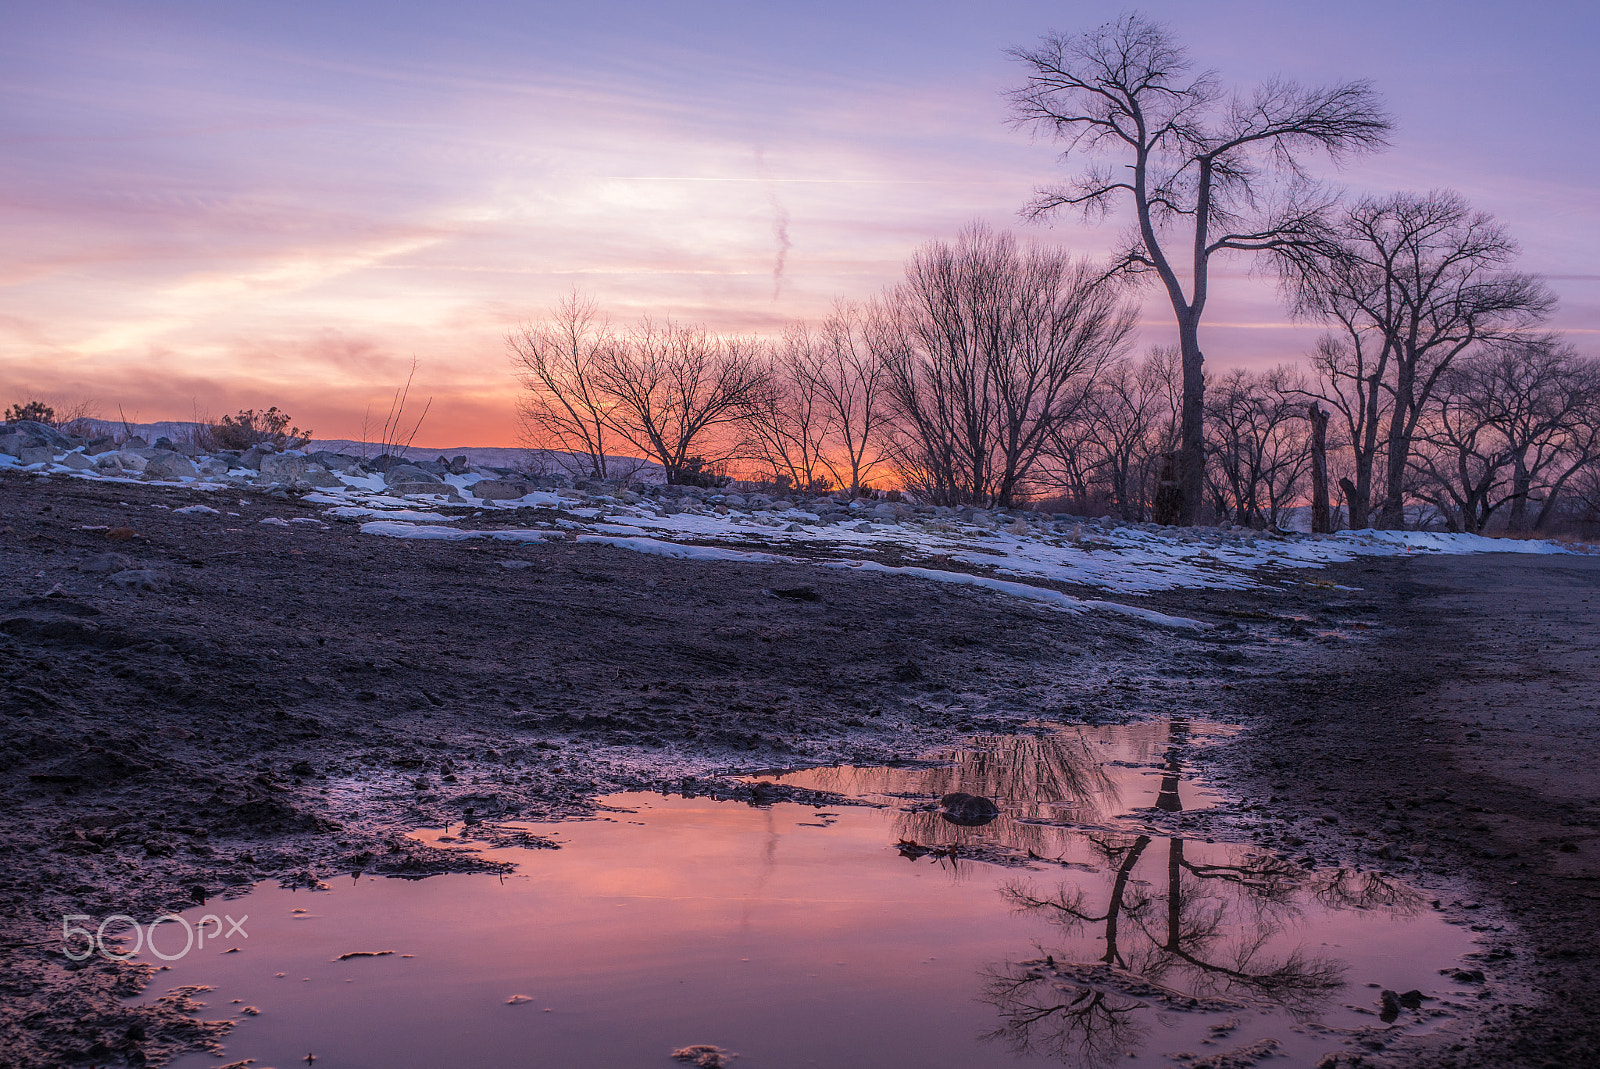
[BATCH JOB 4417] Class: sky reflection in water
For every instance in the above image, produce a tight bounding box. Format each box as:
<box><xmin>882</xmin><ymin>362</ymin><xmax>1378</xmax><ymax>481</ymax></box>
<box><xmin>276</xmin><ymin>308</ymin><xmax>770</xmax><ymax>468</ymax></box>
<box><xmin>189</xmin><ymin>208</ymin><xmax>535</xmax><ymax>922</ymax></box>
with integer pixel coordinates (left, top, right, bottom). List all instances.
<box><xmin>155</xmin><ymin>722</ymin><xmax>1475</xmax><ymax>1069</ymax></box>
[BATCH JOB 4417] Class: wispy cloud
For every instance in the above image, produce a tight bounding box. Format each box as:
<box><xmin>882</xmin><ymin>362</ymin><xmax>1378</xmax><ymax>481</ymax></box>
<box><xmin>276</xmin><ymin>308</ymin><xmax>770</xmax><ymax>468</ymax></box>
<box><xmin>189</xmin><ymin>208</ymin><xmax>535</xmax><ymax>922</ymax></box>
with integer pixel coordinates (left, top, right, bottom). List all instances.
<box><xmin>1</xmin><ymin>1</ymin><xmax>1593</xmax><ymax>444</ymax></box>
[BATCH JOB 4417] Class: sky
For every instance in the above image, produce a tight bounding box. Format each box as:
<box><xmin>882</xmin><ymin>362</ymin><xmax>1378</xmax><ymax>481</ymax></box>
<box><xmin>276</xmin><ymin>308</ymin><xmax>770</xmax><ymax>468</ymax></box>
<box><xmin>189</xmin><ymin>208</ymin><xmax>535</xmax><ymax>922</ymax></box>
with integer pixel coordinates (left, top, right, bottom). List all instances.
<box><xmin>2</xmin><ymin>0</ymin><xmax>1596</xmax><ymax>447</ymax></box>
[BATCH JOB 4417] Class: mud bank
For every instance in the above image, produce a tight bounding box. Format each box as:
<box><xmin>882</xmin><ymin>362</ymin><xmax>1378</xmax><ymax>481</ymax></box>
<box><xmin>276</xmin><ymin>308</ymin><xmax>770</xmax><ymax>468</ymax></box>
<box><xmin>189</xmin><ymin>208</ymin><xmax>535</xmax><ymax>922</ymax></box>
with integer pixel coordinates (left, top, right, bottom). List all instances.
<box><xmin>0</xmin><ymin>471</ymin><xmax>1593</xmax><ymax>1068</ymax></box>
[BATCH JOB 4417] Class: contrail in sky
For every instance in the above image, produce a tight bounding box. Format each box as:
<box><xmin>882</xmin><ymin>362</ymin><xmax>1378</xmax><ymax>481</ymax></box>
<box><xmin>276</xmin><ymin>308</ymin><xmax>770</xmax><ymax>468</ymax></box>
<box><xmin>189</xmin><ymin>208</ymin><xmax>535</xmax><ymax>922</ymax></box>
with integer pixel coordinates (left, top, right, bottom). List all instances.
<box><xmin>754</xmin><ymin>147</ymin><xmax>791</xmax><ymax>301</ymax></box>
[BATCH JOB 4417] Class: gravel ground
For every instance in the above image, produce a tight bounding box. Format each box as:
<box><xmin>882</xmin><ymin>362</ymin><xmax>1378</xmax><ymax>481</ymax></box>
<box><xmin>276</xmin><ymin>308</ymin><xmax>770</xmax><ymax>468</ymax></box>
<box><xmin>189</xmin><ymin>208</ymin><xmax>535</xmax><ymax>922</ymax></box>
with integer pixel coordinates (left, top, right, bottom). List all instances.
<box><xmin>0</xmin><ymin>469</ymin><xmax>1595</xmax><ymax>1068</ymax></box>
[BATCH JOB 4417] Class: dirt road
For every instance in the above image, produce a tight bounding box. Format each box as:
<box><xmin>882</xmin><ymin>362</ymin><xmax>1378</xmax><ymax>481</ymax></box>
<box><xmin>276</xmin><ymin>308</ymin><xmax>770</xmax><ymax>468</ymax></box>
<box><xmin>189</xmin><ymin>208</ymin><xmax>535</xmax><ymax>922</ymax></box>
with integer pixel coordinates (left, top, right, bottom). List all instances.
<box><xmin>1214</xmin><ymin>552</ymin><xmax>1600</xmax><ymax>1069</ymax></box>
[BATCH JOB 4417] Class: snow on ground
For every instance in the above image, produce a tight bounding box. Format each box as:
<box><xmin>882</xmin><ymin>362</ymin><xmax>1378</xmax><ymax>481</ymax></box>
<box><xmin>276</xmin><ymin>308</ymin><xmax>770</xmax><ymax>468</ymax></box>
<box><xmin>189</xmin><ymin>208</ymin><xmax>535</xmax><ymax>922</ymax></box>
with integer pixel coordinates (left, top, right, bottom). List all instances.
<box><xmin>8</xmin><ymin>440</ymin><xmax>1583</xmax><ymax>630</ymax></box>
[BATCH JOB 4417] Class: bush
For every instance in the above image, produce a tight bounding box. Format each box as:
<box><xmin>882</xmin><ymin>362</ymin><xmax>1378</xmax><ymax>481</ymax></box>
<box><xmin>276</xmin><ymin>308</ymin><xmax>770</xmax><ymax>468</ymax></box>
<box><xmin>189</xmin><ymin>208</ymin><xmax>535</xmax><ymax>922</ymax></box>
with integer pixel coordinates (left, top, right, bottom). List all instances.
<box><xmin>211</xmin><ymin>407</ymin><xmax>312</xmax><ymax>451</ymax></box>
<box><xmin>4</xmin><ymin>400</ymin><xmax>55</xmax><ymax>425</ymax></box>
<box><xmin>672</xmin><ymin>456</ymin><xmax>731</xmax><ymax>488</ymax></box>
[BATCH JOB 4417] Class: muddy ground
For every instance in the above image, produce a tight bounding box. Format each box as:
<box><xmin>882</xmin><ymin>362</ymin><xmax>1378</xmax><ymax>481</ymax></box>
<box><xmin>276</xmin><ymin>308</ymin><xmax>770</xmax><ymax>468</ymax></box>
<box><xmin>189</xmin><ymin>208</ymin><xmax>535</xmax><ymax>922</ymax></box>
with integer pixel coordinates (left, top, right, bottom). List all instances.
<box><xmin>0</xmin><ymin>470</ymin><xmax>1596</xmax><ymax>1068</ymax></box>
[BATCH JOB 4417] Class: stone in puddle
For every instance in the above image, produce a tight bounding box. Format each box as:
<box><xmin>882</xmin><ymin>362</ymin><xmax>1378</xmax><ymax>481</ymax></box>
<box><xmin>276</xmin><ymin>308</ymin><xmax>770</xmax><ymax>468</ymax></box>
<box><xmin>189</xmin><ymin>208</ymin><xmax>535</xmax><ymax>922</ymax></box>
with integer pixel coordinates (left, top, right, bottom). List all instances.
<box><xmin>939</xmin><ymin>792</ymin><xmax>1001</xmax><ymax>827</ymax></box>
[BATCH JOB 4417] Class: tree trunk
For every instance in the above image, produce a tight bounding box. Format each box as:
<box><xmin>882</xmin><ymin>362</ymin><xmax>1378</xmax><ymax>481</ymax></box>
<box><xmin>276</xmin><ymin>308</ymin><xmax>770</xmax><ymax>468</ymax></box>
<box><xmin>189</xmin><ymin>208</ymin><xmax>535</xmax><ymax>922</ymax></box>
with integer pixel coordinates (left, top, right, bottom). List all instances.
<box><xmin>1308</xmin><ymin>403</ymin><xmax>1331</xmax><ymax>533</ymax></box>
<box><xmin>1377</xmin><ymin>365</ymin><xmax>1415</xmax><ymax>530</ymax></box>
<box><xmin>1151</xmin><ymin>451</ymin><xmax>1183</xmax><ymax>526</ymax></box>
<box><xmin>1507</xmin><ymin>461</ymin><xmax>1532</xmax><ymax>532</ymax></box>
<box><xmin>1176</xmin><ymin>319</ymin><xmax>1206</xmax><ymax>526</ymax></box>
<box><xmin>1340</xmin><ymin>476</ymin><xmax>1366</xmax><ymax>529</ymax></box>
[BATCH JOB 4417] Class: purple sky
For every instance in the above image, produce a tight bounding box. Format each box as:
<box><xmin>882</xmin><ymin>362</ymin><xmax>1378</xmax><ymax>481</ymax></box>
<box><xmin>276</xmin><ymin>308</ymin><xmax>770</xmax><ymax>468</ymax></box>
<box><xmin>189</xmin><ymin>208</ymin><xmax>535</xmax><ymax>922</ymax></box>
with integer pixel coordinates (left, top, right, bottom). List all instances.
<box><xmin>3</xmin><ymin>0</ymin><xmax>1595</xmax><ymax>445</ymax></box>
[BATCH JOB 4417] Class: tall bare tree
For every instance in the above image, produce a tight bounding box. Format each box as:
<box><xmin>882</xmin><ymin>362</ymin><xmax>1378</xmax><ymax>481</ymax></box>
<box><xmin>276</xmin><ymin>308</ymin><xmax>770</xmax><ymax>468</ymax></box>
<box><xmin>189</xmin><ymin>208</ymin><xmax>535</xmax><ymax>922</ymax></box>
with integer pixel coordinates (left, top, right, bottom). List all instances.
<box><xmin>878</xmin><ymin>225</ymin><xmax>1134</xmax><ymax>507</ymax></box>
<box><xmin>1278</xmin><ymin>190</ymin><xmax>1556</xmax><ymax>528</ymax></box>
<box><xmin>597</xmin><ymin>319</ymin><xmax>772</xmax><ymax>485</ymax></box>
<box><xmin>741</xmin><ymin>324</ymin><xmax>836</xmax><ymax>492</ymax></box>
<box><xmin>508</xmin><ymin>292</ymin><xmax>619</xmax><ymax>478</ymax></box>
<box><xmin>1008</xmin><ymin>13</ymin><xmax>1389</xmax><ymax>525</ymax></box>
<box><xmin>792</xmin><ymin>302</ymin><xmax>891</xmax><ymax>496</ymax></box>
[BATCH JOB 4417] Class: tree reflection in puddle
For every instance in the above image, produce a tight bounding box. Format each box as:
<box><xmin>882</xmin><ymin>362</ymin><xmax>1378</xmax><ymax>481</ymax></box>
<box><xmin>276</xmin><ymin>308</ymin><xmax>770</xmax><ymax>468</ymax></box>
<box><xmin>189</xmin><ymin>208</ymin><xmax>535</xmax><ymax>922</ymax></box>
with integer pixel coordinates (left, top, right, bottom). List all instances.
<box><xmin>786</xmin><ymin>721</ymin><xmax>1435</xmax><ymax>1066</ymax></box>
<box><xmin>147</xmin><ymin>721</ymin><xmax>1465</xmax><ymax>1069</ymax></box>
<box><xmin>968</xmin><ymin>723</ymin><xmax>1428</xmax><ymax>1067</ymax></box>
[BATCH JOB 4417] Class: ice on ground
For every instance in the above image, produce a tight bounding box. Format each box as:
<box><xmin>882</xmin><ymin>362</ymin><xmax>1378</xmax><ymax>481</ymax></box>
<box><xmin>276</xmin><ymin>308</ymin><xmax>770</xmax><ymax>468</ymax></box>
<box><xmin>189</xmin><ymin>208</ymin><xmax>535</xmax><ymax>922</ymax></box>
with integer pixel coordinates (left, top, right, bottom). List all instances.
<box><xmin>12</xmin><ymin>434</ymin><xmax>1585</xmax><ymax>625</ymax></box>
<box><xmin>347</xmin><ymin>501</ymin><xmax>1582</xmax><ymax>631</ymax></box>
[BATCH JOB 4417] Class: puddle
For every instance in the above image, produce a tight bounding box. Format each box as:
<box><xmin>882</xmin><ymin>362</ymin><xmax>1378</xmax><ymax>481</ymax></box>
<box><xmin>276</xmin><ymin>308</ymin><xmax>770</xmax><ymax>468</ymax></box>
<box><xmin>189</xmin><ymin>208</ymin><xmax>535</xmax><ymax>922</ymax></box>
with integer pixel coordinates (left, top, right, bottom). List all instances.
<box><xmin>144</xmin><ymin>721</ymin><xmax>1479</xmax><ymax>1069</ymax></box>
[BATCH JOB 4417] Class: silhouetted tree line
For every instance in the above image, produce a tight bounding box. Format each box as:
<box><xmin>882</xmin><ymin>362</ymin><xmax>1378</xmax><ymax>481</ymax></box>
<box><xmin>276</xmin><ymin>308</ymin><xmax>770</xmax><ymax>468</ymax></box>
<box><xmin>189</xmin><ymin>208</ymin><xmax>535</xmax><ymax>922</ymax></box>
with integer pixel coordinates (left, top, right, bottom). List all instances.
<box><xmin>511</xmin><ymin>14</ymin><xmax>1599</xmax><ymax>535</ymax></box>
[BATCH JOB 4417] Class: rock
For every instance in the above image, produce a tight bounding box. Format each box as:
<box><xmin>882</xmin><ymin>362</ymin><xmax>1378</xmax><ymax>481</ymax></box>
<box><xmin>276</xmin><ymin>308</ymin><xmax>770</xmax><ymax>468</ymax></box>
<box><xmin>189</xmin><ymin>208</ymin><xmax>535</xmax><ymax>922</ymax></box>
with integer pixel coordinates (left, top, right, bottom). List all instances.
<box><xmin>196</xmin><ymin>456</ymin><xmax>231</xmax><ymax>476</ymax></box>
<box><xmin>144</xmin><ymin>453</ymin><xmax>200</xmax><ymax>480</ymax></box>
<box><xmin>391</xmin><ymin>481</ymin><xmax>460</xmax><ymax>499</ymax></box>
<box><xmin>239</xmin><ymin>444</ymin><xmax>276</xmax><ymax>471</ymax></box>
<box><xmin>83</xmin><ymin>435</ymin><xmax>118</xmax><ymax>455</ymax></box>
<box><xmin>471</xmin><ymin>479</ymin><xmax>535</xmax><ymax>502</ymax></box>
<box><xmin>939</xmin><ymin>792</ymin><xmax>1001</xmax><ymax>827</ymax></box>
<box><xmin>109</xmin><ymin>569</ymin><xmax>168</xmax><ymax>592</ymax></box>
<box><xmin>1375</xmin><ymin>842</ymin><xmax>1402</xmax><ymax>860</ymax></box>
<box><xmin>312</xmin><ymin>451</ymin><xmax>362</xmax><ymax>473</ymax></box>
<box><xmin>3</xmin><ymin>419</ymin><xmax>74</xmax><ymax>449</ymax></box>
<box><xmin>60</xmin><ymin>452</ymin><xmax>96</xmax><ymax>470</ymax></box>
<box><xmin>853</xmin><ymin>522</ymin><xmax>875</xmax><ymax>533</ymax></box>
<box><xmin>0</xmin><ymin>433</ymin><xmax>21</xmax><ymax>457</ymax></box>
<box><xmin>448</xmin><ymin>455</ymin><xmax>470</xmax><ymax>475</ymax></box>
<box><xmin>383</xmin><ymin>464</ymin><xmax>442</xmax><ymax>486</ymax></box>
<box><xmin>259</xmin><ymin>454</ymin><xmax>309</xmax><ymax>483</ymax></box>
<box><xmin>153</xmin><ymin>436</ymin><xmax>176</xmax><ymax>450</ymax></box>
<box><xmin>96</xmin><ymin>450</ymin><xmax>146</xmax><ymax>473</ymax></box>
<box><xmin>301</xmin><ymin>466</ymin><xmax>344</xmax><ymax>488</ymax></box>
<box><xmin>671</xmin><ymin>1045</ymin><xmax>736</xmax><ymax>1069</ymax></box>
<box><xmin>19</xmin><ymin>445</ymin><xmax>54</xmax><ymax>465</ymax></box>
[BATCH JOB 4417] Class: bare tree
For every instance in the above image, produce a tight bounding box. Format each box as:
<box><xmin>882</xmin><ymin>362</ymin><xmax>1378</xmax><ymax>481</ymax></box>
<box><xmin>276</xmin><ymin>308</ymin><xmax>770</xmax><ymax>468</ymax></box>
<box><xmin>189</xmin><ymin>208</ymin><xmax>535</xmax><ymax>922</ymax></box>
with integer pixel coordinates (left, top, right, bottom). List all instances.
<box><xmin>1278</xmin><ymin>191</ymin><xmax>1556</xmax><ymax>528</ymax></box>
<box><xmin>792</xmin><ymin>302</ymin><xmax>891</xmax><ymax>496</ymax></box>
<box><xmin>1008</xmin><ymin>13</ymin><xmax>1389</xmax><ymax>525</ymax></box>
<box><xmin>1473</xmin><ymin>339</ymin><xmax>1600</xmax><ymax>532</ymax></box>
<box><xmin>1290</xmin><ymin>334</ymin><xmax>1391</xmax><ymax>529</ymax></box>
<box><xmin>598</xmin><ymin>319</ymin><xmax>773</xmax><ymax>485</ymax></box>
<box><xmin>741</xmin><ymin>325</ymin><xmax>835</xmax><ymax>492</ymax></box>
<box><xmin>1044</xmin><ymin>346</ymin><xmax>1179</xmax><ymax>519</ymax></box>
<box><xmin>1204</xmin><ymin>366</ymin><xmax>1308</xmax><ymax>528</ymax></box>
<box><xmin>878</xmin><ymin>225</ymin><xmax>1134</xmax><ymax>507</ymax></box>
<box><xmin>509</xmin><ymin>293</ymin><xmax>620</xmax><ymax>479</ymax></box>
<box><xmin>1410</xmin><ymin>339</ymin><xmax>1600</xmax><ymax>532</ymax></box>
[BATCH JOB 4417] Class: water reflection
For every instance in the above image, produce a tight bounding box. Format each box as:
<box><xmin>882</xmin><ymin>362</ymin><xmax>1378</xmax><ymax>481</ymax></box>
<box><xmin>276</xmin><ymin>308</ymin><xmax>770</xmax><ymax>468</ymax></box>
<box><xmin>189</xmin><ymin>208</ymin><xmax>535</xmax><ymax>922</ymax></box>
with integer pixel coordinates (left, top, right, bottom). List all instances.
<box><xmin>776</xmin><ymin>723</ymin><xmax>1202</xmax><ymax>863</ymax></box>
<box><xmin>974</xmin><ymin>723</ymin><xmax>1425</xmax><ymax>1068</ymax></box>
<box><xmin>150</xmin><ymin>721</ymin><xmax>1459</xmax><ymax>1069</ymax></box>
